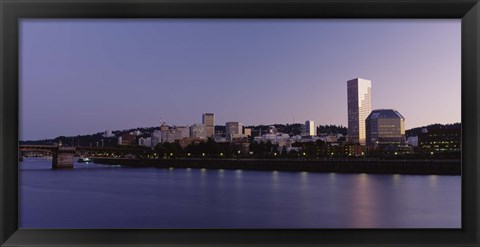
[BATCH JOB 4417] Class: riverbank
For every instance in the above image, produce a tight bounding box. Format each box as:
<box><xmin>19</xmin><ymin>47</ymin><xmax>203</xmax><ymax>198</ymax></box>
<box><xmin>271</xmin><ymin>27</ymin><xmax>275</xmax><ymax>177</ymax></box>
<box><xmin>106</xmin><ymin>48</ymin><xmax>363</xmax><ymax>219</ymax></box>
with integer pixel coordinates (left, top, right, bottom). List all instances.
<box><xmin>92</xmin><ymin>158</ymin><xmax>461</xmax><ymax>175</ymax></box>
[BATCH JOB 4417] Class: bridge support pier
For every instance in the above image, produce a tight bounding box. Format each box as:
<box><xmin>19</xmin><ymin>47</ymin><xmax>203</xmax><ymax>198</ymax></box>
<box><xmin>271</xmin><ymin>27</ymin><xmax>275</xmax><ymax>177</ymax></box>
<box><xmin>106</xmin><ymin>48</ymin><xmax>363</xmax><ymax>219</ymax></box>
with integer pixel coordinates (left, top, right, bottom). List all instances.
<box><xmin>52</xmin><ymin>147</ymin><xmax>75</xmax><ymax>169</ymax></box>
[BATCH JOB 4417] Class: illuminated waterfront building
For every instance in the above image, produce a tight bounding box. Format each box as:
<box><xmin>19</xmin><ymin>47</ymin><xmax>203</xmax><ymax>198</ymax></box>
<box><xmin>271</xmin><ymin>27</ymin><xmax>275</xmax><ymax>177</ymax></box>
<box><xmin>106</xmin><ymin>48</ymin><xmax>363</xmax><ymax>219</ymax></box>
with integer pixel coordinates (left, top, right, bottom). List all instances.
<box><xmin>347</xmin><ymin>78</ymin><xmax>372</xmax><ymax>145</ymax></box>
<box><xmin>418</xmin><ymin>127</ymin><xmax>461</xmax><ymax>153</ymax></box>
<box><xmin>365</xmin><ymin>109</ymin><xmax>405</xmax><ymax>146</ymax></box>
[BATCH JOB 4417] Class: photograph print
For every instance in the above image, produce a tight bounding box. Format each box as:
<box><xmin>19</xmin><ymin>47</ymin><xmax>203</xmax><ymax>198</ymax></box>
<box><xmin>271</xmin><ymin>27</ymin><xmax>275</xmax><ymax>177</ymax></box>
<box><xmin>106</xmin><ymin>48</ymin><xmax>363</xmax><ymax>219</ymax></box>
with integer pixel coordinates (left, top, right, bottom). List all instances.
<box><xmin>19</xmin><ymin>19</ymin><xmax>461</xmax><ymax>229</ymax></box>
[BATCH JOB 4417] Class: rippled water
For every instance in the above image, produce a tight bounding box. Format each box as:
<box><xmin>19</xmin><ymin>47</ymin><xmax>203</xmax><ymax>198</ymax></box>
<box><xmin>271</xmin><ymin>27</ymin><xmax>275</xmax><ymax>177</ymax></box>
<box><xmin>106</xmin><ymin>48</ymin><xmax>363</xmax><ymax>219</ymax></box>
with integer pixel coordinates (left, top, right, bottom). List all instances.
<box><xmin>19</xmin><ymin>158</ymin><xmax>461</xmax><ymax>228</ymax></box>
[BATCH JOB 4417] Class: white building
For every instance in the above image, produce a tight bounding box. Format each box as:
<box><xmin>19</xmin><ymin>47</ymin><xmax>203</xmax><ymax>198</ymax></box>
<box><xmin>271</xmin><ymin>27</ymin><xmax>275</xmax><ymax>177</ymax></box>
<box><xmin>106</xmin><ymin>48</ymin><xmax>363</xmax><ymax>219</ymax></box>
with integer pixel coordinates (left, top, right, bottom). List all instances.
<box><xmin>254</xmin><ymin>126</ymin><xmax>291</xmax><ymax>146</ymax></box>
<box><xmin>304</xmin><ymin>120</ymin><xmax>317</xmax><ymax>136</ymax></box>
<box><xmin>347</xmin><ymin>78</ymin><xmax>372</xmax><ymax>145</ymax></box>
<box><xmin>103</xmin><ymin>129</ymin><xmax>114</xmax><ymax>138</ymax></box>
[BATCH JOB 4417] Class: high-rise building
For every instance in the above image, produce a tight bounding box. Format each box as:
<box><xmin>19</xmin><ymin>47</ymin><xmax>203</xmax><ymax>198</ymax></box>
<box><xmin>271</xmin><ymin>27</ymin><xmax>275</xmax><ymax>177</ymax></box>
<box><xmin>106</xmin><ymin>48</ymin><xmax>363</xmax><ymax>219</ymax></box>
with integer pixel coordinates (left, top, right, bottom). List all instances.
<box><xmin>365</xmin><ymin>109</ymin><xmax>405</xmax><ymax>146</ymax></box>
<box><xmin>190</xmin><ymin>124</ymin><xmax>207</xmax><ymax>139</ymax></box>
<box><xmin>304</xmin><ymin>120</ymin><xmax>317</xmax><ymax>136</ymax></box>
<box><xmin>202</xmin><ymin>113</ymin><xmax>215</xmax><ymax>138</ymax></box>
<box><xmin>347</xmin><ymin>78</ymin><xmax>372</xmax><ymax>145</ymax></box>
<box><xmin>225</xmin><ymin>122</ymin><xmax>243</xmax><ymax>141</ymax></box>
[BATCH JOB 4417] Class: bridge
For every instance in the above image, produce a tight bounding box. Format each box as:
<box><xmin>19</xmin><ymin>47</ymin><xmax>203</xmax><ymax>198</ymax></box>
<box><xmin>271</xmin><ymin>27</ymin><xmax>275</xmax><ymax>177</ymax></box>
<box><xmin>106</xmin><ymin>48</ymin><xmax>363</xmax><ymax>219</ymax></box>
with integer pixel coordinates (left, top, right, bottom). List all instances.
<box><xmin>19</xmin><ymin>145</ymin><xmax>151</xmax><ymax>169</ymax></box>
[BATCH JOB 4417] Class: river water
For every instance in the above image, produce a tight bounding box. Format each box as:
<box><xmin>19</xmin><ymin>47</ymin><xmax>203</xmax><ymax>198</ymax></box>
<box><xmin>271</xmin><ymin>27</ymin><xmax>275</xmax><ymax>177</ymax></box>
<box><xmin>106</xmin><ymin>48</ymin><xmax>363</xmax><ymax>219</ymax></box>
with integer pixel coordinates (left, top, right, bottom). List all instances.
<box><xmin>19</xmin><ymin>158</ymin><xmax>461</xmax><ymax>228</ymax></box>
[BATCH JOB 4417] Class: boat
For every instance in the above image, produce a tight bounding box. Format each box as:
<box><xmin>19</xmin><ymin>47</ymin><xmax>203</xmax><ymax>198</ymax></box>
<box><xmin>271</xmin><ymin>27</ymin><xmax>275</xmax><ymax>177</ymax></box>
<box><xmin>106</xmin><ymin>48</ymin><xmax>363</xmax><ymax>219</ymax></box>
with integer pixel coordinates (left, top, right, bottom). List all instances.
<box><xmin>78</xmin><ymin>157</ymin><xmax>92</xmax><ymax>163</ymax></box>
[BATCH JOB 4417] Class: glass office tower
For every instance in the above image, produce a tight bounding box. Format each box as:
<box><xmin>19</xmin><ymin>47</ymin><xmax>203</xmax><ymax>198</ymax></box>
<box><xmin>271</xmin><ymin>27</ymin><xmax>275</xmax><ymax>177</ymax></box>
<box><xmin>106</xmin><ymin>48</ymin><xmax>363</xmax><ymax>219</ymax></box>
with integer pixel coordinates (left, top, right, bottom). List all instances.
<box><xmin>347</xmin><ymin>78</ymin><xmax>372</xmax><ymax>145</ymax></box>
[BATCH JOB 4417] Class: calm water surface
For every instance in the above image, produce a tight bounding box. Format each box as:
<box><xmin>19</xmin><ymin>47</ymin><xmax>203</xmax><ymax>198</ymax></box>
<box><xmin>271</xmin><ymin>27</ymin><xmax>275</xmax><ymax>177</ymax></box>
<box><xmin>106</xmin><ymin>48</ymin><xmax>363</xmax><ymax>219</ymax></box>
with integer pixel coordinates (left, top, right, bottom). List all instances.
<box><xmin>19</xmin><ymin>158</ymin><xmax>461</xmax><ymax>228</ymax></box>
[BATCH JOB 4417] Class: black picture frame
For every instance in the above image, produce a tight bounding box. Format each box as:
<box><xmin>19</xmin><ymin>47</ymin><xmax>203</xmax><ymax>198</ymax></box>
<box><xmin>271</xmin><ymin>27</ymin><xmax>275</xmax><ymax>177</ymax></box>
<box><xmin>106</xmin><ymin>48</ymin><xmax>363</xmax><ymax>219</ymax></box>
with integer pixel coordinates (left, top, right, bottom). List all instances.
<box><xmin>1</xmin><ymin>0</ymin><xmax>479</xmax><ymax>246</ymax></box>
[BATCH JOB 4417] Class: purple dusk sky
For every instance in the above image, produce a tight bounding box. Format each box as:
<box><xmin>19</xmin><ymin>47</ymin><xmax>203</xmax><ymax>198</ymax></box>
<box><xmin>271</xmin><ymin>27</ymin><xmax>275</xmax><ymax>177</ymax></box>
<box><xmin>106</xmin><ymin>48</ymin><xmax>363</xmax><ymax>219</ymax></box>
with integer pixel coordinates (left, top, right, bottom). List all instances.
<box><xmin>20</xmin><ymin>19</ymin><xmax>460</xmax><ymax>141</ymax></box>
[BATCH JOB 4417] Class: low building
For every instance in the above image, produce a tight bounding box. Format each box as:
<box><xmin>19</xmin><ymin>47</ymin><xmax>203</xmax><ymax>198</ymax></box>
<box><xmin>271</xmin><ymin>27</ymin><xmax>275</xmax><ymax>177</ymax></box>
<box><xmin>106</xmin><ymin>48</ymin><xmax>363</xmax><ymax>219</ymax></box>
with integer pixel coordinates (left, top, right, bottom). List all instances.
<box><xmin>118</xmin><ymin>134</ymin><xmax>136</xmax><ymax>146</ymax></box>
<box><xmin>178</xmin><ymin>137</ymin><xmax>207</xmax><ymax>149</ymax></box>
<box><xmin>151</xmin><ymin>130</ymin><xmax>162</xmax><ymax>147</ymax></box>
<box><xmin>319</xmin><ymin>133</ymin><xmax>344</xmax><ymax>143</ymax></box>
<box><xmin>254</xmin><ymin>132</ymin><xmax>290</xmax><ymax>146</ymax></box>
<box><xmin>418</xmin><ymin>127</ymin><xmax>461</xmax><ymax>153</ymax></box>
<box><xmin>344</xmin><ymin>144</ymin><xmax>366</xmax><ymax>156</ymax></box>
<box><xmin>407</xmin><ymin>136</ymin><xmax>419</xmax><ymax>147</ymax></box>
<box><xmin>214</xmin><ymin>135</ymin><xmax>228</xmax><ymax>143</ymax></box>
<box><xmin>138</xmin><ymin>137</ymin><xmax>152</xmax><ymax>147</ymax></box>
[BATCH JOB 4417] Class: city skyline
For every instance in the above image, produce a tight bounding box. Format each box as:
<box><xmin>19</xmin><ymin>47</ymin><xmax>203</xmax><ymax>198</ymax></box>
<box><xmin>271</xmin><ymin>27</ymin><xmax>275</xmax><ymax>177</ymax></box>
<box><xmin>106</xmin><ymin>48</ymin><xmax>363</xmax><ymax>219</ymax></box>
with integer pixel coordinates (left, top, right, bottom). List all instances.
<box><xmin>20</xmin><ymin>19</ymin><xmax>460</xmax><ymax>140</ymax></box>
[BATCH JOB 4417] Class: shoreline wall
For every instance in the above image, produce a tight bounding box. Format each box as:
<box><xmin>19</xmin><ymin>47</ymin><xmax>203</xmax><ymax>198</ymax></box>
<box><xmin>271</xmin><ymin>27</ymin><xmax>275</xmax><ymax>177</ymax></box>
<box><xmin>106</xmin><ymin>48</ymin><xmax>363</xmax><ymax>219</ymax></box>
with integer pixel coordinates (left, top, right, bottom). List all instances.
<box><xmin>92</xmin><ymin>158</ymin><xmax>461</xmax><ymax>175</ymax></box>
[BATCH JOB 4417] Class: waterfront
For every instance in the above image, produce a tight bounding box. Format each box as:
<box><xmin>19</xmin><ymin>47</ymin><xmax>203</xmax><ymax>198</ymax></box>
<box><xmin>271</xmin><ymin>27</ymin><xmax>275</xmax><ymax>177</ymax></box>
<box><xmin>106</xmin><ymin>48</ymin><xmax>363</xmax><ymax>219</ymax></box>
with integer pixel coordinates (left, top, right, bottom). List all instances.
<box><xmin>93</xmin><ymin>157</ymin><xmax>461</xmax><ymax>175</ymax></box>
<box><xmin>19</xmin><ymin>158</ymin><xmax>461</xmax><ymax>228</ymax></box>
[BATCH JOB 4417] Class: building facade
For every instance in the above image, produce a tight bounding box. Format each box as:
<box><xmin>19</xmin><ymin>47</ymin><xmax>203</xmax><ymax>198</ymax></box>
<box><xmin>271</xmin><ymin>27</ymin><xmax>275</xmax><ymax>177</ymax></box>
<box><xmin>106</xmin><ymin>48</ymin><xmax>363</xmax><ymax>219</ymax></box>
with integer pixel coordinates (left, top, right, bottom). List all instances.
<box><xmin>418</xmin><ymin>127</ymin><xmax>461</xmax><ymax>153</ymax></box>
<box><xmin>365</xmin><ymin>109</ymin><xmax>405</xmax><ymax>146</ymax></box>
<box><xmin>202</xmin><ymin>113</ymin><xmax>215</xmax><ymax>138</ymax></box>
<box><xmin>347</xmin><ymin>78</ymin><xmax>372</xmax><ymax>145</ymax></box>
<box><xmin>304</xmin><ymin>120</ymin><xmax>317</xmax><ymax>136</ymax></box>
<box><xmin>190</xmin><ymin>124</ymin><xmax>207</xmax><ymax>139</ymax></box>
<box><xmin>138</xmin><ymin>137</ymin><xmax>152</xmax><ymax>147</ymax></box>
<box><xmin>118</xmin><ymin>134</ymin><xmax>136</xmax><ymax>146</ymax></box>
<box><xmin>226</xmin><ymin>122</ymin><xmax>243</xmax><ymax>141</ymax></box>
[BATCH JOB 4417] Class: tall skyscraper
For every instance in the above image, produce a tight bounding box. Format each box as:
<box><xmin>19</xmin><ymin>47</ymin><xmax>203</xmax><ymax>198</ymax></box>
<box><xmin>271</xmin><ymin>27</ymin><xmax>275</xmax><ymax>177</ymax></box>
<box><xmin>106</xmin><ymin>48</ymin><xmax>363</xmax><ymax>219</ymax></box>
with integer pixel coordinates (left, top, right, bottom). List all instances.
<box><xmin>347</xmin><ymin>78</ymin><xmax>372</xmax><ymax>145</ymax></box>
<box><xmin>202</xmin><ymin>113</ymin><xmax>215</xmax><ymax>138</ymax></box>
<box><xmin>304</xmin><ymin>120</ymin><xmax>317</xmax><ymax>136</ymax></box>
